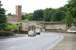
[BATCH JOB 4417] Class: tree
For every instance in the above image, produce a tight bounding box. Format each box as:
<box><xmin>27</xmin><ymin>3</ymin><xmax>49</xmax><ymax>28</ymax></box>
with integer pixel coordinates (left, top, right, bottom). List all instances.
<box><xmin>43</xmin><ymin>8</ymin><xmax>54</xmax><ymax>21</ymax></box>
<box><xmin>65</xmin><ymin>11</ymin><xmax>73</xmax><ymax>29</ymax></box>
<box><xmin>32</xmin><ymin>10</ymin><xmax>44</xmax><ymax>21</ymax></box>
<box><xmin>0</xmin><ymin>1</ymin><xmax>6</xmax><ymax>23</ymax></box>
<box><xmin>65</xmin><ymin>0</ymin><xmax>76</xmax><ymax>18</ymax></box>
<box><xmin>52</xmin><ymin>11</ymin><xmax>65</xmax><ymax>21</ymax></box>
<box><xmin>8</xmin><ymin>13</ymin><xmax>12</xmax><ymax>16</ymax></box>
<box><xmin>44</xmin><ymin>11</ymin><xmax>52</xmax><ymax>21</ymax></box>
<box><xmin>63</xmin><ymin>0</ymin><xmax>76</xmax><ymax>27</ymax></box>
<box><xmin>0</xmin><ymin>1</ymin><xmax>6</xmax><ymax>30</ymax></box>
<box><xmin>22</xmin><ymin>13</ymin><xmax>33</xmax><ymax>21</ymax></box>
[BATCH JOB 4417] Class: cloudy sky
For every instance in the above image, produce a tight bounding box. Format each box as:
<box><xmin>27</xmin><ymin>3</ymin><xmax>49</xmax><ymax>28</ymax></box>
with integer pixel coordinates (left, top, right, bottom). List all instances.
<box><xmin>1</xmin><ymin>0</ymin><xmax>68</xmax><ymax>14</ymax></box>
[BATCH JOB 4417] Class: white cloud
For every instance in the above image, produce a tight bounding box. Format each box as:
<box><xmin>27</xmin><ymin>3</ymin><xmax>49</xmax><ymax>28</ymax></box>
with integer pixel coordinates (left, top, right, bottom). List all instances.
<box><xmin>1</xmin><ymin>0</ymin><xmax>68</xmax><ymax>14</ymax></box>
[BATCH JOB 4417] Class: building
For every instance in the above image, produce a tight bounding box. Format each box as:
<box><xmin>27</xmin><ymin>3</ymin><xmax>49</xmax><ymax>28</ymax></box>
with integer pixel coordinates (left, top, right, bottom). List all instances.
<box><xmin>16</xmin><ymin>5</ymin><xmax>22</xmax><ymax>22</ymax></box>
<box><xmin>7</xmin><ymin>5</ymin><xmax>22</xmax><ymax>23</ymax></box>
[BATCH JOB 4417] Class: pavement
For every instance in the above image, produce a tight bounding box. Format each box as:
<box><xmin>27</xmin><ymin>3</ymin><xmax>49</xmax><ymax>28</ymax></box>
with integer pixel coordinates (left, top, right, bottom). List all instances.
<box><xmin>52</xmin><ymin>33</ymin><xmax>76</xmax><ymax>50</ymax></box>
<box><xmin>0</xmin><ymin>32</ymin><xmax>63</xmax><ymax>50</ymax></box>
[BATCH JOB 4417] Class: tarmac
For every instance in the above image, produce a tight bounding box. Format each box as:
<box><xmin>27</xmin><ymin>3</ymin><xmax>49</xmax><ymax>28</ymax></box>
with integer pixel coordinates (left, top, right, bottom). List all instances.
<box><xmin>52</xmin><ymin>33</ymin><xmax>76</xmax><ymax>50</ymax></box>
<box><xmin>0</xmin><ymin>32</ymin><xmax>63</xmax><ymax>50</ymax></box>
<box><xmin>0</xmin><ymin>32</ymin><xmax>75</xmax><ymax>50</ymax></box>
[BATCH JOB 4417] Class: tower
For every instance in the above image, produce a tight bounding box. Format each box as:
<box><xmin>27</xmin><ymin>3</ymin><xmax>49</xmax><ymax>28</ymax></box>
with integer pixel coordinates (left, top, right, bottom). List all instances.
<box><xmin>16</xmin><ymin>5</ymin><xmax>22</xmax><ymax>22</ymax></box>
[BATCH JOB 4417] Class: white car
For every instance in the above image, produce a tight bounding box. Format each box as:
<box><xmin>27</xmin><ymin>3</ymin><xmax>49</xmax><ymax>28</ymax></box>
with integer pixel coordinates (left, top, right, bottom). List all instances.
<box><xmin>35</xmin><ymin>28</ymin><xmax>41</xmax><ymax>35</ymax></box>
<box><xmin>28</xmin><ymin>30</ymin><xmax>36</xmax><ymax>36</ymax></box>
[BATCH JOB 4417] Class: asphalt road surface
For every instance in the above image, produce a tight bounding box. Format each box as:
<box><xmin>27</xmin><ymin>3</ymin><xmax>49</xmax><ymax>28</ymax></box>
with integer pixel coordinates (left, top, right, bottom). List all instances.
<box><xmin>52</xmin><ymin>33</ymin><xmax>76</xmax><ymax>50</ymax></box>
<box><xmin>0</xmin><ymin>32</ymin><xmax>64</xmax><ymax>50</ymax></box>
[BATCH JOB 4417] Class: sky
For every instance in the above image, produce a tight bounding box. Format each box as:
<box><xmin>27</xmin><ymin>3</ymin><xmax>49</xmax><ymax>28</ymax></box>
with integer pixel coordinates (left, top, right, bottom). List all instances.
<box><xmin>1</xmin><ymin>0</ymin><xmax>68</xmax><ymax>14</ymax></box>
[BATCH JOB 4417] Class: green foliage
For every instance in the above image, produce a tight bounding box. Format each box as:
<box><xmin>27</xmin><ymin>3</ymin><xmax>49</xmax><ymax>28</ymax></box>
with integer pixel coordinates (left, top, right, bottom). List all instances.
<box><xmin>32</xmin><ymin>10</ymin><xmax>44</xmax><ymax>21</ymax></box>
<box><xmin>0</xmin><ymin>1</ymin><xmax>6</xmax><ymax>30</ymax></box>
<box><xmin>0</xmin><ymin>23</ymin><xmax>6</xmax><ymax>30</ymax></box>
<box><xmin>5</xmin><ymin>23</ymin><xmax>17</xmax><ymax>31</ymax></box>
<box><xmin>0</xmin><ymin>23</ymin><xmax>17</xmax><ymax>31</ymax></box>
<box><xmin>43</xmin><ymin>8</ymin><xmax>54</xmax><ymax>21</ymax></box>
<box><xmin>0</xmin><ymin>1</ymin><xmax>6</xmax><ymax>23</ymax></box>
<box><xmin>65</xmin><ymin>11</ymin><xmax>73</xmax><ymax>28</ymax></box>
<box><xmin>43</xmin><ymin>11</ymin><xmax>52</xmax><ymax>21</ymax></box>
<box><xmin>22</xmin><ymin>15</ymin><xmax>26</xmax><ymax>20</ymax></box>
<box><xmin>63</xmin><ymin>0</ymin><xmax>76</xmax><ymax>27</ymax></box>
<box><xmin>8</xmin><ymin>13</ymin><xmax>12</xmax><ymax>16</ymax></box>
<box><xmin>22</xmin><ymin>13</ymin><xmax>32</xmax><ymax>21</ymax></box>
<box><xmin>26</xmin><ymin>15</ymin><xmax>32</xmax><ymax>20</ymax></box>
<box><xmin>22</xmin><ymin>8</ymin><xmax>65</xmax><ymax>22</ymax></box>
<box><xmin>43</xmin><ymin>8</ymin><xmax>65</xmax><ymax>21</ymax></box>
<box><xmin>65</xmin><ymin>0</ymin><xmax>76</xmax><ymax>18</ymax></box>
<box><xmin>52</xmin><ymin>11</ymin><xmax>65</xmax><ymax>21</ymax></box>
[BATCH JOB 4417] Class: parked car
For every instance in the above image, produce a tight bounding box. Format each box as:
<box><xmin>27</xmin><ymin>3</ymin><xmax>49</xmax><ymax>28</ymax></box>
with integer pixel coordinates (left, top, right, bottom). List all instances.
<box><xmin>28</xmin><ymin>30</ymin><xmax>36</xmax><ymax>36</ymax></box>
<box><xmin>28</xmin><ymin>25</ymin><xmax>36</xmax><ymax>36</ymax></box>
<box><xmin>35</xmin><ymin>27</ymin><xmax>41</xmax><ymax>35</ymax></box>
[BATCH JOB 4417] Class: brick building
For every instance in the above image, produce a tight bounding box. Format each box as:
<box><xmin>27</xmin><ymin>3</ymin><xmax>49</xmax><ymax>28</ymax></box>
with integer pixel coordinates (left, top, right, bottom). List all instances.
<box><xmin>16</xmin><ymin>5</ymin><xmax>22</xmax><ymax>22</ymax></box>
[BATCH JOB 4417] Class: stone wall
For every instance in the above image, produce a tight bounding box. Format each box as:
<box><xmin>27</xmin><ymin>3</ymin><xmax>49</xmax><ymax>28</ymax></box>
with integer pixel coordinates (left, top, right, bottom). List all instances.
<box><xmin>21</xmin><ymin>21</ymin><xmax>66</xmax><ymax>32</ymax></box>
<box><xmin>44</xmin><ymin>24</ymin><xmax>66</xmax><ymax>32</ymax></box>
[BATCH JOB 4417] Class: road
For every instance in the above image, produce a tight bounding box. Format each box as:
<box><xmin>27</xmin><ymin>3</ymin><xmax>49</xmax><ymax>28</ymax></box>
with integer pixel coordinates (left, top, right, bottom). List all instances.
<box><xmin>0</xmin><ymin>32</ymin><xmax>63</xmax><ymax>50</ymax></box>
<box><xmin>52</xmin><ymin>33</ymin><xmax>76</xmax><ymax>50</ymax></box>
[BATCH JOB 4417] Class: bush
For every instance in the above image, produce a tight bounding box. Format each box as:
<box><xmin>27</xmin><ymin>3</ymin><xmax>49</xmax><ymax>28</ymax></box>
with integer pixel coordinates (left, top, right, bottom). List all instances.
<box><xmin>0</xmin><ymin>31</ymin><xmax>14</xmax><ymax>36</ymax></box>
<box><xmin>5</xmin><ymin>23</ymin><xmax>17</xmax><ymax>31</ymax></box>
